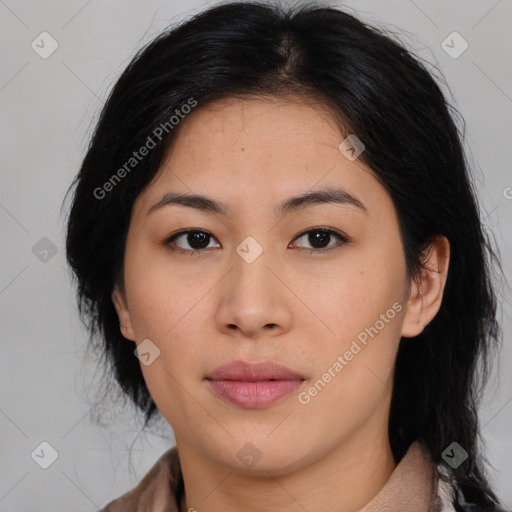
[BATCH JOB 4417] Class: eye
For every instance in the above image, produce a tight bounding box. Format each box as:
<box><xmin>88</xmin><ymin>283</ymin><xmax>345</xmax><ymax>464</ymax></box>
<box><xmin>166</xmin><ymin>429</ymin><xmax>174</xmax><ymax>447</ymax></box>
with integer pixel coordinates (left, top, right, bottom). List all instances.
<box><xmin>163</xmin><ymin>227</ymin><xmax>348</xmax><ymax>256</ymax></box>
<box><xmin>165</xmin><ymin>230</ymin><xmax>220</xmax><ymax>256</ymax></box>
<box><xmin>290</xmin><ymin>227</ymin><xmax>348</xmax><ymax>254</ymax></box>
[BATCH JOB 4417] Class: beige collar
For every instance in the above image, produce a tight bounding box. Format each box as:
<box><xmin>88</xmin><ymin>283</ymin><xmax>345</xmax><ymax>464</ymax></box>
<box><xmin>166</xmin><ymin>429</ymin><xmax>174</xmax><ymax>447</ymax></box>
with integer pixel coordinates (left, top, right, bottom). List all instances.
<box><xmin>101</xmin><ymin>441</ymin><xmax>444</xmax><ymax>512</ymax></box>
<box><xmin>360</xmin><ymin>442</ymin><xmax>441</xmax><ymax>512</ymax></box>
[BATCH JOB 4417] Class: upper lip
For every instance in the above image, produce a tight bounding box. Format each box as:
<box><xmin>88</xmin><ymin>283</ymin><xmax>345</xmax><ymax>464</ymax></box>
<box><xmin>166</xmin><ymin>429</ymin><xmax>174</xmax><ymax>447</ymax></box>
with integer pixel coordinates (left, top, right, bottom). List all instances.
<box><xmin>206</xmin><ymin>360</ymin><xmax>305</xmax><ymax>381</ymax></box>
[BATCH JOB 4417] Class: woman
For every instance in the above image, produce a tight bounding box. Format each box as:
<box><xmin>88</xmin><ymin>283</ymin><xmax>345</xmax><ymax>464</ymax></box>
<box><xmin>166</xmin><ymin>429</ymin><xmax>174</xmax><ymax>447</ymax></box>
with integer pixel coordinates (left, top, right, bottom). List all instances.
<box><xmin>65</xmin><ymin>2</ymin><xmax>509</xmax><ymax>511</ymax></box>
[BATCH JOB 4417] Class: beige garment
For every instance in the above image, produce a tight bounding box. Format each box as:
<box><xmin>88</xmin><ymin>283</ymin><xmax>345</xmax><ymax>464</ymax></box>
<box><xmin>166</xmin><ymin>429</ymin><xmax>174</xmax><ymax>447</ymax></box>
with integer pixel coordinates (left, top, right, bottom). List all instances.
<box><xmin>100</xmin><ymin>441</ymin><xmax>455</xmax><ymax>512</ymax></box>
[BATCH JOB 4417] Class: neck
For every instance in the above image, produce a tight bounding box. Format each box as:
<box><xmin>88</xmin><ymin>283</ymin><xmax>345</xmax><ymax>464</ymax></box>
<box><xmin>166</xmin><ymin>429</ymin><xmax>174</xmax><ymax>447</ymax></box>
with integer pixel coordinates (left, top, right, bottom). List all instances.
<box><xmin>176</xmin><ymin>430</ymin><xmax>396</xmax><ymax>512</ymax></box>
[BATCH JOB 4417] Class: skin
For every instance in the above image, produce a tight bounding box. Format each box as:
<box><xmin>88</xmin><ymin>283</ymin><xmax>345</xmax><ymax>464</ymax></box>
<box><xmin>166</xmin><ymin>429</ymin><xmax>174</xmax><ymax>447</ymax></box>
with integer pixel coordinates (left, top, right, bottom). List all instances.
<box><xmin>112</xmin><ymin>95</ymin><xmax>450</xmax><ymax>512</ymax></box>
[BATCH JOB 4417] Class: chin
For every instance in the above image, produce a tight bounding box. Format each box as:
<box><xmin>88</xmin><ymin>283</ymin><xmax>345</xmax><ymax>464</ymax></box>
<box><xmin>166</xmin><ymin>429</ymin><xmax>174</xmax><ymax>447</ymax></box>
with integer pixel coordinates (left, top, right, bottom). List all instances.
<box><xmin>207</xmin><ymin>438</ymin><xmax>313</xmax><ymax>476</ymax></box>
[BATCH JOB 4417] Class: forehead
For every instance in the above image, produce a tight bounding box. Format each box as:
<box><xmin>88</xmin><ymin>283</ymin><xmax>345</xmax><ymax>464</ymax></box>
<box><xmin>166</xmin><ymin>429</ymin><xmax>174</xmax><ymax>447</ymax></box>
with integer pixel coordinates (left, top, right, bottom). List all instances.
<box><xmin>152</xmin><ymin>95</ymin><xmax>370</xmax><ymax>181</ymax></box>
<box><xmin>166</xmin><ymin>95</ymin><xmax>343</xmax><ymax>167</ymax></box>
<box><xmin>134</xmin><ymin>95</ymin><xmax>386</xmax><ymax>219</ymax></box>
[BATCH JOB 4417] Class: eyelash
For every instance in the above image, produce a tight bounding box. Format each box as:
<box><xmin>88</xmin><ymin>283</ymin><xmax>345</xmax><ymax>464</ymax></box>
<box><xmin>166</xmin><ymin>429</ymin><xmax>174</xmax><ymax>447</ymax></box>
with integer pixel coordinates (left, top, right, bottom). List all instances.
<box><xmin>162</xmin><ymin>226</ymin><xmax>349</xmax><ymax>257</ymax></box>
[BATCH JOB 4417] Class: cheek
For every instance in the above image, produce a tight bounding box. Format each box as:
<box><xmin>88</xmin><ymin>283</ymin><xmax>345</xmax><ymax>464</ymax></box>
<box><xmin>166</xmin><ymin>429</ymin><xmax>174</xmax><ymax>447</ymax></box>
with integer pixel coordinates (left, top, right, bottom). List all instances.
<box><xmin>123</xmin><ymin>244</ymin><xmax>215</xmax><ymax>394</ymax></box>
<box><xmin>302</xmin><ymin>281</ymin><xmax>404</xmax><ymax>432</ymax></box>
<box><xmin>126</xmin><ymin>262</ymin><xmax>206</xmax><ymax>417</ymax></box>
<box><xmin>305</xmin><ymin>255</ymin><xmax>404</xmax><ymax>340</ymax></box>
<box><xmin>123</xmin><ymin>240</ymin><xmax>202</xmax><ymax>334</ymax></box>
<box><xmin>301</xmin><ymin>245</ymin><xmax>406</xmax><ymax>403</ymax></box>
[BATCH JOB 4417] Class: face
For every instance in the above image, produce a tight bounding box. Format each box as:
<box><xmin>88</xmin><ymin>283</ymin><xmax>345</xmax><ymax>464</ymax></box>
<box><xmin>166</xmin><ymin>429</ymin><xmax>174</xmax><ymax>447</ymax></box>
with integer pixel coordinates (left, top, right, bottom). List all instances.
<box><xmin>113</xmin><ymin>95</ymin><xmax>424</xmax><ymax>474</ymax></box>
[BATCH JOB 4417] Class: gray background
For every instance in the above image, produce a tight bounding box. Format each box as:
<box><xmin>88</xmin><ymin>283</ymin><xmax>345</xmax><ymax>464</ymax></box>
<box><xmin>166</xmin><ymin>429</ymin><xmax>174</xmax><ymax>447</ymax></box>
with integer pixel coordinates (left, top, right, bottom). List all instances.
<box><xmin>0</xmin><ymin>0</ymin><xmax>511</xmax><ymax>510</ymax></box>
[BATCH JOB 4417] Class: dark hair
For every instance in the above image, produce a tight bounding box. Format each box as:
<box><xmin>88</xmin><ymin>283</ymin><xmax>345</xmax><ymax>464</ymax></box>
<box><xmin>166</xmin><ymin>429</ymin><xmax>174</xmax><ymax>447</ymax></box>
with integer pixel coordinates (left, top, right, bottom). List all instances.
<box><xmin>64</xmin><ymin>1</ymin><xmax>503</xmax><ymax>509</ymax></box>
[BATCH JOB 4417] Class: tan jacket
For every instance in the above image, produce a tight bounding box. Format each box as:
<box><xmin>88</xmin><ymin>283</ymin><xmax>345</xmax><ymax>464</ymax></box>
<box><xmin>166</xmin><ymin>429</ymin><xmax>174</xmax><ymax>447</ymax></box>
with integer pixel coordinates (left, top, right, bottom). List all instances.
<box><xmin>99</xmin><ymin>441</ymin><xmax>458</xmax><ymax>512</ymax></box>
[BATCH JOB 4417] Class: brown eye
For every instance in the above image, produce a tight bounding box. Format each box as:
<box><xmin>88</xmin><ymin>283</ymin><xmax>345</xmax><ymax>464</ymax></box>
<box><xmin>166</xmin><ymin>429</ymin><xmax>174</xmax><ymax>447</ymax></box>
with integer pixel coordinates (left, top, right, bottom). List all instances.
<box><xmin>164</xmin><ymin>226</ymin><xmax>348</xmax><ymax>256</ymax></box>
<box><xmin>166</xmin><ymin>230</ymin><xmax>220</xmax><ymax>254</ymax></box>
<box><xmin>292</xmin><ymin>228</ymin><xmax>348</xmax><ymax>253</ymax></box>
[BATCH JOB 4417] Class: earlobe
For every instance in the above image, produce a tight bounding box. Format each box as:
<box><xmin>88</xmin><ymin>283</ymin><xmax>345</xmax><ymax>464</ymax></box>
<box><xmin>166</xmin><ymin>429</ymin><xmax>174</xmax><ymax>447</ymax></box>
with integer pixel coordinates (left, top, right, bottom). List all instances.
<box><xmin>111</xmin><ymin>286</ymin><xmax>136</xmax><ymax>341</ymax></box>
<box><xmin>401</xmin><ymin>235</ymin><xmax>450</xmax><ymax>338</ymax></box>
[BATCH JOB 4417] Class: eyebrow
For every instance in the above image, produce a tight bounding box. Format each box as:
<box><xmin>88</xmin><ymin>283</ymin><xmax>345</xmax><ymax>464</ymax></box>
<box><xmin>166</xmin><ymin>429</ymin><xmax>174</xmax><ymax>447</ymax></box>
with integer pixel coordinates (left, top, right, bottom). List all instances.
<box><xmin>147</xmin><ymin>186</ymin><xmax>368</xmax><ymax>218</ymax></box>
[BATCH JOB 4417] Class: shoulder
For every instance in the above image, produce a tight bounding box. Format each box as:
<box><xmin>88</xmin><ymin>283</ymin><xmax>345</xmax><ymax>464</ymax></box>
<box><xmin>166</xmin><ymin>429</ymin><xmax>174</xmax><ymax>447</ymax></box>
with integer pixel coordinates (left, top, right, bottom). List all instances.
<box><xmin>98</xmin><ymin>447</ymin><xmax>182</xmax><ymax>512</ymax></box>
<box><xmin>436</xmin><ymin>476</ymin><xmax>510</xmax><ymax>512</ymax></box>
<box><xmin>457</xmin><ymin>505</ymin><xmax>511</xmax><ymax>512</ymax></box>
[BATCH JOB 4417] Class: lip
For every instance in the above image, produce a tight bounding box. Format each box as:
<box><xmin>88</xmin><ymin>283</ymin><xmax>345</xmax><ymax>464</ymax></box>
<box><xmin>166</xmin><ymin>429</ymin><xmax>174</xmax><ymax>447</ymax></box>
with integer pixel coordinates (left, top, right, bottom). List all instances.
<box><xmin>207</xmin><ymin>360</ymin><xmax>305</xmax><ymax>381</ymax></box>
<box><xmin>205</xmin><ymin>360</ymin><xmax>306</xmax><ymax>409</ymax></box>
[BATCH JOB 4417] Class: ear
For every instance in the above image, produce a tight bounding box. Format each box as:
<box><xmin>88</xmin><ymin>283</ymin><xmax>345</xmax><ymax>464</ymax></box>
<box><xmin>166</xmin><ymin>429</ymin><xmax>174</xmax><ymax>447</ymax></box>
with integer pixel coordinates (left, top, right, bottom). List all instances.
<box><xmin>111</xmin><ymin>285</ymin><xmax>136</xmax><ymax>342</ymax></box>
<box><xmin>401</xmin><ymin>235</ymin><xmax>450</xmax><ymax>338</ymax></box>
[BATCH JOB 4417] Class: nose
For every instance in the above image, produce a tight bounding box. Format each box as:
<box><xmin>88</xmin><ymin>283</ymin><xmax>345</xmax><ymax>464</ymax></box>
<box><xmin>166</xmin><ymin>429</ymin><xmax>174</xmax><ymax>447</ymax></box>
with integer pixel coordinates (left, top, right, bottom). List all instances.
<box><xmin>215</xmin><ymin>244</ymin><xmax>292</xmax><ymax>339</ymax></box>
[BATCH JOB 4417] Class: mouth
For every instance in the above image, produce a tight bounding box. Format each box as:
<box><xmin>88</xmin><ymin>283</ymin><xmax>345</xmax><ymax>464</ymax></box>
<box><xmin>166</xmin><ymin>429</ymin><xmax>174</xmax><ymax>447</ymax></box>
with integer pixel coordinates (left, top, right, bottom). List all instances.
<box><xmin>206</xmin><ymin>359</ymin><xmax>305</xmax><ymax>381</ymax></box>
<box><xmin>206</xmin><ymin>379</ymin><xmax>305</xmax><ymax>409</ymax></box>
<box><xmin>205</xmin><ymin>360</ymin><xmax>306</xmax><ymax>409</ymax></box>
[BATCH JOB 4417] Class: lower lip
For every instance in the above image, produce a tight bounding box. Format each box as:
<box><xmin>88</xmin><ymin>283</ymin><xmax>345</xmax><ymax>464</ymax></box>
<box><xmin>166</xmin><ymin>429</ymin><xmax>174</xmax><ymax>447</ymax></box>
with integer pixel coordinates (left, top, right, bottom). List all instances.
<box><xmin>207</xmin><ymin>379</ymin><xmax>304</xmax><ymax>408</ymax></box>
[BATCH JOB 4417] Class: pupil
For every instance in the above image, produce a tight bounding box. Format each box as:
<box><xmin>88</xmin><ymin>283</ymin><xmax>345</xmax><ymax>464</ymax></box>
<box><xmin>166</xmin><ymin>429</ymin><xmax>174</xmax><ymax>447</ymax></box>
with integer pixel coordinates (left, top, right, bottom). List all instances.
<box><xmin>189</xmin><ymin>232</ymin><xmax>209</xmax><ymax>249</ymax></box>
<box><xmin>310</xmin><ymin>230</ymin><xmax>329</xmax><ymax>249</ymax></box>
